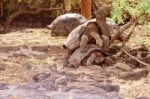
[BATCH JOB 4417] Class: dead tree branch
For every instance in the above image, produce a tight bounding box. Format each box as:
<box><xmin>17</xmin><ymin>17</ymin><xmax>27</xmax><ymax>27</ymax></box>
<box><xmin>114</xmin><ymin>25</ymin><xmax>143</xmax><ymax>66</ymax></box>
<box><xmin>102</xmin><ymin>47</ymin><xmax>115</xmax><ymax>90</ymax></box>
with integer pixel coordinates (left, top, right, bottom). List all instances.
<box><xmin>121</xmin><ymin>48</ymin><xmax>150</xmax><ymax>67</ymax></box>
<box><xmin>92</xmin><ymin>0</ymin><xmax>99</xmax><ymax>12</ymax></box>
<box><xmin>111</xmin><ymin>20</ymin><xmax>134</xmax><ymax>43</ymax></box>
<box><xmin>122</xmin><ymin>22</ymin><xmax>136</xmax><ymax>46</ymax></box>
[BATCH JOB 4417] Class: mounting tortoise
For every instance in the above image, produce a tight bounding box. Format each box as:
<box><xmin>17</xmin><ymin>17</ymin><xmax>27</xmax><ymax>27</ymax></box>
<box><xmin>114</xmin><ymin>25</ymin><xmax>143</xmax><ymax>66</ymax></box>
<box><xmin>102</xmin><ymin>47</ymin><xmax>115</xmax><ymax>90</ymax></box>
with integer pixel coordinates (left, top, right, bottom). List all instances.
<box><xmin>63</xmin><ymin>18</ymin><xmax>117</xmax><ymax>66</ymax></box>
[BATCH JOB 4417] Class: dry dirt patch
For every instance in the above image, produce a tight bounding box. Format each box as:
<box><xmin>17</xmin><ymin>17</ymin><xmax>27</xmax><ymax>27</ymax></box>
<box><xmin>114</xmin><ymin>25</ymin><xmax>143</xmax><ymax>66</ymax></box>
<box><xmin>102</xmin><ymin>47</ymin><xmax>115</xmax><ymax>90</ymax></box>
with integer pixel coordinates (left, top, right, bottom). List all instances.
<box><xmin>0</xmin><ymin>28</ymin><xmax>150</xmax><ymax>98</ymax></box>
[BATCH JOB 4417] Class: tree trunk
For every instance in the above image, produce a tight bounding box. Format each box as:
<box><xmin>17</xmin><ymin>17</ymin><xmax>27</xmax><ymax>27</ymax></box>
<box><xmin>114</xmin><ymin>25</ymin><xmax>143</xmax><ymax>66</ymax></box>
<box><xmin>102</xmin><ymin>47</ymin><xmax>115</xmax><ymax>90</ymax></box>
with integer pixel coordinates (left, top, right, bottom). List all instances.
<box><xmin>81</xmin><ymin>0</ymin><xmax>92</xmax><ymax>19</ymax></box>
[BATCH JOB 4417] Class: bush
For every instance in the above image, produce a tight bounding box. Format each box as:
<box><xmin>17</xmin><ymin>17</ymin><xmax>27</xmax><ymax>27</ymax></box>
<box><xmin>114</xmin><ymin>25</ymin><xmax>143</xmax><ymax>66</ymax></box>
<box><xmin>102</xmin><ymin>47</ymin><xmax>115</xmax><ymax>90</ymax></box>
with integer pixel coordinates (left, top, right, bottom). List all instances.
<box><xmin>111</xmin><ymin>0</ymin><xmax>150</xmax><ymax>24</ymax></box>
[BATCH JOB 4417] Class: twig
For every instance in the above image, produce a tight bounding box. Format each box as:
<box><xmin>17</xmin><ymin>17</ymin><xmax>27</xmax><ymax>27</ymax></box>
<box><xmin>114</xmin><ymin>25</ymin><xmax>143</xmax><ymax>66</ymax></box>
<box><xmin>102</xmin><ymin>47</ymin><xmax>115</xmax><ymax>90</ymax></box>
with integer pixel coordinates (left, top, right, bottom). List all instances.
<box><xmin>119</xmin><ymin>20</ymin><xmax>150</xmax><ymax>67</ymax></box>
<box><xmin>92</xmin><ymin>0</ymin><xmax>98</xmax><ymax>12</ymax></box>
<box><xmin>122</xmin><ymin>22</ymin><xmax>136</xmax><ymax>46</ymax></box>
<box><xmin>111</xmin><ymin>20</ymin><xmax>133</xmax><ymax>43</ymax></box>
<box><xmin>124</xmin><ymin>23</ymin><xmax>136</xmax><ymax>42</ymax></box>
<box><xmin>121</xmin><ymin>48</ymin><xmax>150</xmax><ymax>67</ymax></box>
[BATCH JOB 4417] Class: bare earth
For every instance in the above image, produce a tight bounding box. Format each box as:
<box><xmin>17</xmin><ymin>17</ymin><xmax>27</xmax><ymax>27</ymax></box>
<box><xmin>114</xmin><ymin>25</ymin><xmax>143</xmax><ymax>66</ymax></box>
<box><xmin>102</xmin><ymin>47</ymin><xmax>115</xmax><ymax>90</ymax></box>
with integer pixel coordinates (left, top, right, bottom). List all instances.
<box><xmin>0</xmin><ymin>27</ymin><xmax>150</xmax><ymax>99</ymax></box>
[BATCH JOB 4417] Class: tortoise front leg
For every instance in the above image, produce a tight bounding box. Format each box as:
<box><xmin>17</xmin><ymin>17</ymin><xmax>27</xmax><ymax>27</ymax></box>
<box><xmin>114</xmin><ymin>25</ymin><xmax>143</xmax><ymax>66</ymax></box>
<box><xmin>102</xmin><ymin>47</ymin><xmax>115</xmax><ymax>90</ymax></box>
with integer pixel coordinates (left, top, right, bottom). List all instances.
<box><xmin>63</xmin><ymin>48</ymin><xmax>73</xmax><ymax>67</ymax></box>
<box><xmin>80</xmin><ymin>34</ymin><xmax>89</xmax><ymax>52</ymax></box>
<box><xmin>89</xmin><ymin>31</ymin><xmax>103</xmax><ymax>48</ymax></box>
<box><xmin>101</xmin><ymin>35</ymin><xmax>110</xmax><ymax>49</ymax></box>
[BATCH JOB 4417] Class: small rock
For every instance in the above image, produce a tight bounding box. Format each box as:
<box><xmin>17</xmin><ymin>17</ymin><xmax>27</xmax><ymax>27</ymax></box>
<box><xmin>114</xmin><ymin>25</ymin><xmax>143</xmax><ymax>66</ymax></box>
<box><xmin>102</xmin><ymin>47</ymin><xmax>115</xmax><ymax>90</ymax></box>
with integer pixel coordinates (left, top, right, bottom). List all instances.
<box><xmin>0</xmin><ymin>64</ymin><xmax>6</xmax><ymax>71</ymax></box>
<box><xmin>7</xmin><ymin>84</ymin><xmax>19</xmax><ymax>90</ymax></box>
<box><xmin>37</xmin><ymin>86</ymin><xmax>46</xmax><ymax>91</ymax></box>
<box><xmin>136</xmin><ymin>96</ymin><xmax>150</xmax><ymax>99</ymax></box>
<box><xmin>32</xmin><ymin>72</ymin><xmax>51</xmax><ymax>82</ymax></box>
<box><xmin>104</xmin><ymin>57</ymin><xmax>114</xmax><ymax>66</ymax></box>
<box><xmin>0</xmin><ymin>83</ymin><xmax>8</xmax><ymax>90</ymax></box>
<box><xmin>97</xmin><ymin>83</ymin><xmax>120</xmax><ymax>92</ymax></box>
<box><xmin>20</xmin><ymin>48</ymin><xmax>31</xmax><ymax>56</ymax></box>
<box><xmin>35</xmin><ymin>54</ymin><xmax>47</xmax><ymax>60</ymax></box>
<box><xmin>11</xmin><ymin>48</ymin><xmax>31</xmax><ymax>57</ymax></box>
<box><xmin>0</xmin><ymin>53</ymin><xmax>9</xmax><ymax>61</ymax></box>
<box><xmin>118</xmin><ymin>69</ymin><xmax>148</xmax><ymax>80</ymax></box>
<box><xmin>125</xmin><ymin>57</ymin><xmax>138</xmax><ymax>67</ymax></box>
<box><xmin>145</xmin><ymin>54</ymin><xmax>150</xmax><ymax>63</ymax></box>
<box><xmin>108</xmin><ymin>45</ymin><xmax>121</xmax><ymax>54</ymax></box>
<box><xmin>114</xmin><ymin>62</ymin><xmax>132</xmax><ymax>71</ymax></box>
<box><xmin>22</xmin><ymin>62</ymin><xmax>32</xmax><ymax>70</ymax></box>
<box><xmin>31</xmin><ymin>46</ymin><xmax>49</xmax><ymax>52</ymax></box>
<box><xmin>41</xmin><ymin>79</ymin><xmax>57</xmax><ymax>91</ymax></box>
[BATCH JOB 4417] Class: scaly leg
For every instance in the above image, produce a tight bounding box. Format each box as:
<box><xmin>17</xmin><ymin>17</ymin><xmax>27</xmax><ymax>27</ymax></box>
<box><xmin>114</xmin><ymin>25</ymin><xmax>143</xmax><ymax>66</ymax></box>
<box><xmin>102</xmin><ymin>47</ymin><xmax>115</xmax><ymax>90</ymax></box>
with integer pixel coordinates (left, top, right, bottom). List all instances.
<box><xmin>63</xmin><ymin>48</ymin><xmax>72</xmax><ymax>67</ymax></box>
<box><xmin>80</xmin><ymin>34</ymin><xmax>89</xmax><ymax>52</ymax></box>
<box><xmin>101</xmin><ymin>35</ymin><xmax>110</xmax><ymax>49</ymax></box>
<box><xmin>89</xmin><ymin>31</ymin><xmax>103</xmax><ymax>48</ymax></box>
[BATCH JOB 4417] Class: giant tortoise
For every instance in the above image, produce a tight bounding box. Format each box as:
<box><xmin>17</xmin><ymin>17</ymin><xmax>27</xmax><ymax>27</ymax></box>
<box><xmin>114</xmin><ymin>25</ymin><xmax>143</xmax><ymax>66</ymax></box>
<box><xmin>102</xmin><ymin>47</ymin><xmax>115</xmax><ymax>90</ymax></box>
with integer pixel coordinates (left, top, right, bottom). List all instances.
<box><xmin>68</xmin><ymin>44</ymin><xmax>104</xmax><ymax>67</ymax></box>
<box><xmin>47</xmin><ymin>13</ymin><xmax>87</xmax><ymax>36</ymax></box>
<box><xmin>63</xmin><ymin>18</ymin><xmax>114</xmax><ymax>66</ymax></box>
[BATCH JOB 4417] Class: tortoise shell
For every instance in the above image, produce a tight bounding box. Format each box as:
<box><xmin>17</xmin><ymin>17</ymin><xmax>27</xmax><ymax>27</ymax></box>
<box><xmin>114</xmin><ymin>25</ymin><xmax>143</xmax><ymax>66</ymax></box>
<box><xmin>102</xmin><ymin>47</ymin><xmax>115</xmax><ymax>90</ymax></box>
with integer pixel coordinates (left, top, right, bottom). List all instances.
<box><xmin>47</xmin><ymin>13</ymin><xmax>87</xmax><ymax>36</ymax></box>
<box><xmin>64</xmin><ymin>18</ymin><xmax>117</xmax><ymax>50</ymax></box>
<box><xmin>68</xmin><ymin>44</ymin><xmax>102</xmax><ymax>67</ymax></box>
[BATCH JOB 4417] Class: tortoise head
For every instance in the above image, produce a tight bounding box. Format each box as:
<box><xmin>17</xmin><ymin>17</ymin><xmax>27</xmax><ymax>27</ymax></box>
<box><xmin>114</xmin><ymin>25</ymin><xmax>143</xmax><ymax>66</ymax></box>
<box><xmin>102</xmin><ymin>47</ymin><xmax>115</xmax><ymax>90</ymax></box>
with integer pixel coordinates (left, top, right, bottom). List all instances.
<box><xmin>47</xmin><ymin>18</ymin><xmax>63</xmax><ymax>36</ymax></box>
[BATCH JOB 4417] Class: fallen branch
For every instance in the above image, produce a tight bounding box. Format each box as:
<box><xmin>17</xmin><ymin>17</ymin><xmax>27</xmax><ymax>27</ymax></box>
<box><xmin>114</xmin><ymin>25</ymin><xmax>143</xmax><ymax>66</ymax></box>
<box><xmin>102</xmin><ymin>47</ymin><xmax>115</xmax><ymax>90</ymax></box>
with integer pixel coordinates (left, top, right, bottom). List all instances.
<box><xmin>124</xmin><ymin>23</ymin><xmax>136</xmax><ymax>42</ymax></box>
<box><xmin>122</xmin><ymin>22</ymin><xmax>136</xmax><ymax>46</ymax></box>
<box><xmin>92</xmin><ymin>0</ymin><xmax>101</xmax><ymax>12</ymax></box>
<box><xmin>118</xmin><ymin>20</ymin><xmax>150</xmax><ymax>68</ymax></box>
<box><xmin>111</xmin><ymin>20</ymin><xmax>134</xmax><ymax>43</ymax></box>
<box><xmin>121</xmin><ymin>48</ymin><xmax>150</xmax><ymax>67</ymax></box>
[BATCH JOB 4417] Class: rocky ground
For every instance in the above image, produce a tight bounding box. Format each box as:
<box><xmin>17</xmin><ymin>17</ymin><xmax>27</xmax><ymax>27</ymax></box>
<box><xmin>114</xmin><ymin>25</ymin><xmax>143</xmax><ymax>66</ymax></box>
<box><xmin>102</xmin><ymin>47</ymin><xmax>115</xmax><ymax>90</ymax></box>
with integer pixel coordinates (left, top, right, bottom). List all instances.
<box><xmin>0</xmin><ymin>27</ymin><xmax>150</xmax><ymax>99</ymax></box>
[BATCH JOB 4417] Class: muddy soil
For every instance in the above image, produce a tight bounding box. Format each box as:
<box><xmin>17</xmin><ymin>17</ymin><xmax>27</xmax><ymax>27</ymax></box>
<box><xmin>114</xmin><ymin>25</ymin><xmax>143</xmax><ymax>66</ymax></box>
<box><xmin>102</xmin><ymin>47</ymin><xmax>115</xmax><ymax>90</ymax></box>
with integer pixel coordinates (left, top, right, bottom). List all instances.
<box><xmin>0</xmin><ymin>27</ymin><xmax>150</xmax><ymax>99</ymax></box>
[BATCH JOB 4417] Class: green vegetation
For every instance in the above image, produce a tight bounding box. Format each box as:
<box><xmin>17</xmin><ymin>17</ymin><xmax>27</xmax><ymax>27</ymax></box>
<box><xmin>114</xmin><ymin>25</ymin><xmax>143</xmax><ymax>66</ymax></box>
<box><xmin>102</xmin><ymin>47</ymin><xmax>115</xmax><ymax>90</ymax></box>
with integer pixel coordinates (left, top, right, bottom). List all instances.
<box><xmin>2</xmin><ymin>0</ymin><xmax>80</xmax><ymax>17</ymax></box>
<box><xmin>111</xmin><ymin>0</ymin><xmax>150</xmax><ymax>24</ymax></box>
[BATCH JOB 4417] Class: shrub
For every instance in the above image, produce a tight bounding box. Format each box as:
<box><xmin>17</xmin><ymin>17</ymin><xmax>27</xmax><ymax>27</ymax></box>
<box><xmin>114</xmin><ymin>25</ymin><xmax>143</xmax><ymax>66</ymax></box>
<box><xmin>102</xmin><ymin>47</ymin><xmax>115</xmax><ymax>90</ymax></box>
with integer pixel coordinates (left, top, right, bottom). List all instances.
<box><xmin>111</xmin><ymin>0</ymin><xmax>150</xmax><ymax>24</ymax></box>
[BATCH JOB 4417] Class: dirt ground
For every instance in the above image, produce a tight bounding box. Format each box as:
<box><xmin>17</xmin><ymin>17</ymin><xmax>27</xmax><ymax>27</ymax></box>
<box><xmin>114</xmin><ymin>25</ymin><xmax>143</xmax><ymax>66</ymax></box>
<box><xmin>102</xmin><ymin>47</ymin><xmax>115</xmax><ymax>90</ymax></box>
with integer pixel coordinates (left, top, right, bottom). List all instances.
<box><xmin>0</xmin><ymin>26</ymin><xmax>150</xmax><ymax>99</ymax></box>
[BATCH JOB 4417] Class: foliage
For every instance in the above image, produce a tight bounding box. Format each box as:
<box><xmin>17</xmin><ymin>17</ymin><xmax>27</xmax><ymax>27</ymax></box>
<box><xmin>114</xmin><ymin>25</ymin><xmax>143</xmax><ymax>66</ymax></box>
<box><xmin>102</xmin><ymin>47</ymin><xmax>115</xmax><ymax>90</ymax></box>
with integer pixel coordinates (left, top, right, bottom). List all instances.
<box><xmin>111</xmin><ymin>0</ymin><xmax>150</xmax><ymax>24</ymax></box>
<box><xmin>64</xmin><ymin>0</ymin><xmax>80</xmax><ymax>12</ymax></box>
<box><xmin>4</xmin><ymin>0</ymin><xmax>62</xmax><ymax>16</ymax></box>
<box><xmin>67</xmin><ymin>0</ymin><xmax>80</xmax><ymax>7</ymax></box>
<box><xmin>2</xmin><ymin>0</ymin><xmax>81</xmax><ymax>17</ymax></box>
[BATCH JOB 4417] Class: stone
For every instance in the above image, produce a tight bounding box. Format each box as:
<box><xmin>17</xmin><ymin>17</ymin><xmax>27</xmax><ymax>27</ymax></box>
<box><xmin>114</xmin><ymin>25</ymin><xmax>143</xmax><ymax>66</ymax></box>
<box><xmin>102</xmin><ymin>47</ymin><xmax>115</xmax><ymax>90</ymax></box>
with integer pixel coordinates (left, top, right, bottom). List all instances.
<box><xmin>104</xmin><ymin>57</ymin><xmax>114</xmax><ymax>66</ymax></box>
<box><xmin>114</xmin><ymin>62</ymin><xmax>132</xmax><ymax>71</ymax></box>
<box><xmin>22</xmin><ymin>62</ymin><xmax>32</xmax><ymax>70</ymax></box>
<box><xmin>32</xmin><ymin>72</ymin><xmax>51</xmax><ymax>82</ymax></box>
<box><xmin>0</xmin><ymin>64</ymin><xmax>6</xmax><ymax>71</ymax></box>
<box><xmin>136</xmin><ymin>96</ymin><xmax>150</xmax><ymax>99</ymax></box>
<box><xmin>97</xmin><ymin>83</ymin><xmax>120</xmax><ymax>92</ymax></box>
<box><xmin>118</xmin><ymin>69</ymin><xmax>148</xmax><ymax>80</ymax></box>
<box><xmin>145</xmin><ymin>54</ymin><xmax>150</xmax><ymax>63</ymax></box>
<box><xmin>0</xmin><ymin>83</ymin><xmax>8</xmax><ymax>90</ymax></box>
